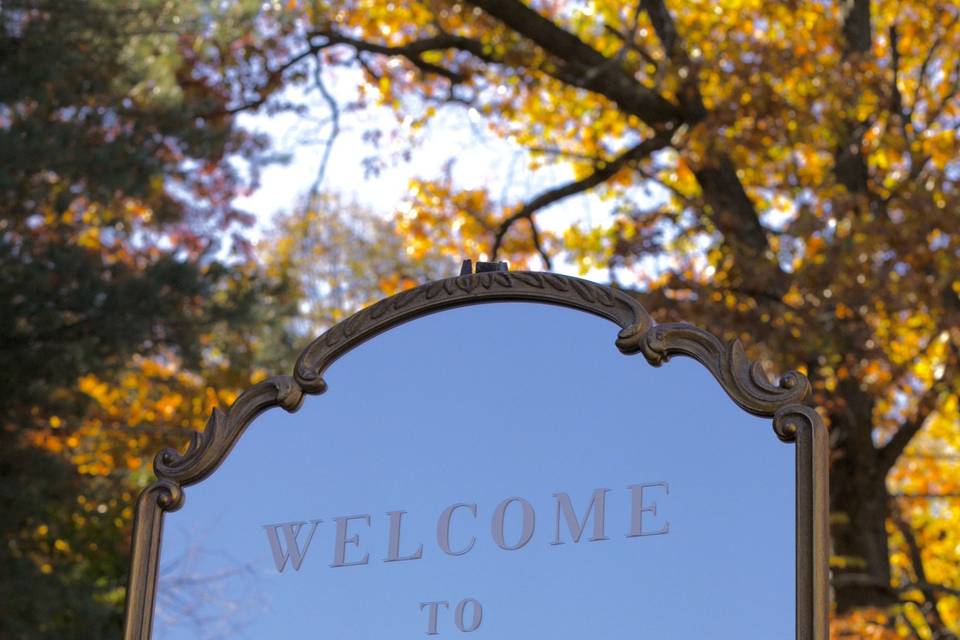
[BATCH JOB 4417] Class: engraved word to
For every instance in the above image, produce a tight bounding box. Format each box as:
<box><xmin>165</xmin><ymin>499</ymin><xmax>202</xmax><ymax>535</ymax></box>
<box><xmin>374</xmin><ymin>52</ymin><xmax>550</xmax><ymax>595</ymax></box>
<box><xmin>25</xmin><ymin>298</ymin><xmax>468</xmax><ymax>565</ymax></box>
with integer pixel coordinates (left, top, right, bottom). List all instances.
<box><xmin>420</xmin><ymin>598</ymin><xmax>482</xmax><ymax>635</ymax></box>
<box><xmin>262</xmin><ymin>482</ymin><xmax>669</xmax><ymax>573</ymax></box>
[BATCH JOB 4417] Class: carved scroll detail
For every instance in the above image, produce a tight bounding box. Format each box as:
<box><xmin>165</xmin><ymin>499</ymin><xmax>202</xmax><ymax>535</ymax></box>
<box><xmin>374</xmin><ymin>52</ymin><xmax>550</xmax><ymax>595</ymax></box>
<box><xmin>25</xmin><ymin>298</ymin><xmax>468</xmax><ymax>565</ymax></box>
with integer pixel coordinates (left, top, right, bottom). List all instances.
<box><xmin>124</xmin><ymin>377</ymin><xmax>304</xmax><ymax>639</ymax></box>
<box><xmin>773</xmin><ymin>404</ymin><xmax>821</xmax><ymax>443</ymax></box>
<box><xmin>774</xmin><ymin>404</ymin><xmax>831</xmax><ymax>640</ymax></box>
<box><xmin>619</xmin><ymin>321</ymin><xmax>811</xmax><ymax>417</ymax></box>
<box><xmin>152</xmin><ymin>376</ymin><xmax>303</xmax><ymax>486</ymax></box>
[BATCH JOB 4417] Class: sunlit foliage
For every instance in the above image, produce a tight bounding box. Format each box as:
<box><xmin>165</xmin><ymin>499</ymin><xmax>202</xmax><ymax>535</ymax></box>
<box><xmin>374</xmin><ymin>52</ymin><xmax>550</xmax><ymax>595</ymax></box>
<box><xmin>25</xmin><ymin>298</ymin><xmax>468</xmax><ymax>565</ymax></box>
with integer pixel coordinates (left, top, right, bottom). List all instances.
<box><xmin>265</xmin><ymin>194</ymin><xmax>456</xmax><ymax>332</ymax></box>
<box><xmin>258</xmin><ymin>0</ymin><xmax>960</xmax><ymax>636</ymax></box>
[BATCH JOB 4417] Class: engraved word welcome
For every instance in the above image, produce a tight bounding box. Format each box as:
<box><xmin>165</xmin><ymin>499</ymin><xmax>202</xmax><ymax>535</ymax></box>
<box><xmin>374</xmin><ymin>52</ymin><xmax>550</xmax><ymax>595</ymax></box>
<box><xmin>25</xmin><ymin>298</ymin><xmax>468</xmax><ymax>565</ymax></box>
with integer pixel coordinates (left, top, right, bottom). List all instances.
<box><xmin>262</xmin><ymin>482</ymin><xmax>669</xmax><ymax>574</ymax></box>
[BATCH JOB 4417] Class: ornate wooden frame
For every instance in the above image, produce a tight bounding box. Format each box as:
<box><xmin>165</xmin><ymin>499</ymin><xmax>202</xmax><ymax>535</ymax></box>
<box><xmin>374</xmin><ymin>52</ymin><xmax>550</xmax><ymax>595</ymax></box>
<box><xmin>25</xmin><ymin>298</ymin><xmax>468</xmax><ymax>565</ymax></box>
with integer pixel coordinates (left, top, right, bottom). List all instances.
<box><xmin>123</xmin><ymin>270</ymin><xmax>829</xmax><ymax>640</ymax></box>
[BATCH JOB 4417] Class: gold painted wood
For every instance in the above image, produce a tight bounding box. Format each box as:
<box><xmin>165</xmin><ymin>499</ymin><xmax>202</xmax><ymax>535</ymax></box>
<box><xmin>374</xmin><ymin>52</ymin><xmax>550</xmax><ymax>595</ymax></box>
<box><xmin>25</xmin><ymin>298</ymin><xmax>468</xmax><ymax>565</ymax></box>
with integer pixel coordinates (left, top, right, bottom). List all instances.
<box><xmin>123</xmin><ymin>270</ymin><xmax>829</xmax><ymax>640</ymax></box>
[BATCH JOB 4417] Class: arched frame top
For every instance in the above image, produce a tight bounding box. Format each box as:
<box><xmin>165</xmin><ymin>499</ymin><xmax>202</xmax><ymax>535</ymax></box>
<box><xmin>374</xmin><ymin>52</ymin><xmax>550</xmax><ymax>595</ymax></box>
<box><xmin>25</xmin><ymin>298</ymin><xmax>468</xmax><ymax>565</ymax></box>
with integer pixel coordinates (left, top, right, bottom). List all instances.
<box><xmin>123</xmin><ymin>270</ymin><xmax>829</xmax><ymax>640</ymax></box>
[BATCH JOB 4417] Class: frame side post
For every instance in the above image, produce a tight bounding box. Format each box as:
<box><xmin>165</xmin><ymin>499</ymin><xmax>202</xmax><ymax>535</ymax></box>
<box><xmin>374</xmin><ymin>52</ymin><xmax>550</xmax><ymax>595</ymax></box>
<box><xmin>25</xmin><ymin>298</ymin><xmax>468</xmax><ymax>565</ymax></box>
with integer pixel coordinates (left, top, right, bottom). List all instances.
<box><xmin>123</xmin><ymin>480</ymin><xmax>182</xmax><ymax>640</ymax></box>
<box><xmin>794</xmin><ymin>409</ymin><xmax>830</xmax><ymax>640</ymax></box>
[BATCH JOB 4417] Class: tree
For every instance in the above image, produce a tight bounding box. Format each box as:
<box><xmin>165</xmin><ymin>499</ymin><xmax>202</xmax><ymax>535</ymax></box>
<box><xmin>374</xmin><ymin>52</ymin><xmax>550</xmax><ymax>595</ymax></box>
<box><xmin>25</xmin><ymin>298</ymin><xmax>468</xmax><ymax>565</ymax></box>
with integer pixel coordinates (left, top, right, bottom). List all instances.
<box><xmin>252</xmin><ymin>0</ymin><xmax>959</xmax><ymax>635</ymax></box>
<box><xmin>0</xmin><ymin>1</ymin><xmax>299</xmax><ymax>637</ymax></box>
<box><xmin>265</xmin><ymin>193</ymin><xmax>457</xmax><ymax>334</ymax></box>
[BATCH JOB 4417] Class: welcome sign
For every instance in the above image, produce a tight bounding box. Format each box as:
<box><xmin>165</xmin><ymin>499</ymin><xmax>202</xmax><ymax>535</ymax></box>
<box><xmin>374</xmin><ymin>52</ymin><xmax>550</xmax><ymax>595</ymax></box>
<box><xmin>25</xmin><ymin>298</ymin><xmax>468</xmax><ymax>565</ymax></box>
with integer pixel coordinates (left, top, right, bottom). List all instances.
<box><xmin>123</xmin><ymin>268</ymin><xmax>828</xmax><ymax>639</ymax></box>
<box><xmin>263</xmin><ymin>482</ymin><xmax>671</xmax><ymax>572</ymax></box>
<box><xmin>261</xmin><ymin>481</ymin><xmax>670</xmax><ymax>635</ymax></box>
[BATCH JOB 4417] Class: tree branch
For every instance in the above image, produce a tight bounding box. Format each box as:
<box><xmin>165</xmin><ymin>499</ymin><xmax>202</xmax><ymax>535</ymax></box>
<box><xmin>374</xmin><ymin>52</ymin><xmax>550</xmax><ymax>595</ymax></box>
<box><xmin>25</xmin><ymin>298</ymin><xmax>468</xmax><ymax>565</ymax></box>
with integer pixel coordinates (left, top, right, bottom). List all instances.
<box><xmin>317</xmin><ymin>4</ymin><xmax>779</xmax><ymax>291</ymax></box>
<box><xmin>925</xmin><ymin>55</ymin><xmax>960</xmax><ymax>128</ymax></box>
<box><xmin>897</xmin><ymin>610</ymin><xmax>925</xmax><ymax>640</ymax></box>
<box><xmin>833</xmin><ymin>573</ymin><xmax>960</xmax><ymax>599</ymax></box>
<box><xmin>893</xmin><ymin>514</ymin><xmax>951</xmax><ymax>633</ymax></box>
<box><xmin>491</xmin><ymin>134</ymin><xmax>671</xmax><ymax>259</ymax></box>
<box><xmin>602</xmin><ymin>24</ymin><xmax>659</xmax><ymax>69</ymax></box>
<box><xmin>525</xmin><ymin>145</ymin><xmax>601</xmax><ymax>161</ymax></box>
<box><xmin>880</xmin><ymin>340</ymin><xmax>956</xmax><ymax>471</ymax></box>
<box><xmin>308</xmin><ymin>30</ymin><xmax>497</xmax><ymax>83</ymax></box>
<box><xmin>895</xmin><ymin>515</ymin><xmax>932</xmax><ymax>586</ymax></box>
<box><xmin>636</xmin><ymin>0</ymin><xmax>780</xmax><ymax>288</ymax></box>
<box><xmin>888</xmin><ymin>26</ymin><xmax>909</xmax><ymax>134</ymax></box>
<box><xmin>216</xmin><ymin>47</ymin><xmax>326</xmax><ymax>116</ymax></box>
<box><xmin>693</xmin><ymin>154</ymin><xmax>772</xmax><ymax>259</ymax></box>
<box><xmin>463</xmin><ymin>0</ymin><xmax>679</xmax><ymax>125</ymax></box>
<box><xmin>880</xmin><ymin>384</ymin><xmax>943</xmax><ymax>471</ymax></box>
<box><xmin>638</xmin><ymin>0</ymin><xmax>706</xmax><ymax>123</ymax></box>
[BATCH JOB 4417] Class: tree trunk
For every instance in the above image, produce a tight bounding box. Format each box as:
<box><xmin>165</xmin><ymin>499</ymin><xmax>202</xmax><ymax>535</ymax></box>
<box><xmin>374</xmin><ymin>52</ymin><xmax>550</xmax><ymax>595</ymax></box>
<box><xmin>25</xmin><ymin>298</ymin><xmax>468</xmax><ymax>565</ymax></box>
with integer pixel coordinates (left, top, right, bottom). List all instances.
<box><xmin>829</xmin><ymin>379</ymin><xmax>895</xmax><ymax>611</ymax></box>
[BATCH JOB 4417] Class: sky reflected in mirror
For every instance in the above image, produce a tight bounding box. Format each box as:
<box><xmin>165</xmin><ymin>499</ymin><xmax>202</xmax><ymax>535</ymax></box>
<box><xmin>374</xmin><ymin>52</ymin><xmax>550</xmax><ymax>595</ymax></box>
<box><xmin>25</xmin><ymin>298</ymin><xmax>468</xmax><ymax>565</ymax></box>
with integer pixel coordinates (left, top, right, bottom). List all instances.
<box><xmin>153</xmin><ymin>302</ymin><xmax>795</xmax><ymax>639</ymax></box>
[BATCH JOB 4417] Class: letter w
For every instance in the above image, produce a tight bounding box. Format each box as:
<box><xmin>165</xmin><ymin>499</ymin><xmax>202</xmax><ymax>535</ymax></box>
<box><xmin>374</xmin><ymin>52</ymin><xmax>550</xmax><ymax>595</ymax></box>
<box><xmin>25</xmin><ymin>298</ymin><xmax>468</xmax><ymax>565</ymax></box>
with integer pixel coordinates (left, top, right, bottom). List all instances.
<box><xmin>263</xmin><ymin>520</ymin><xmax>322</xmax><ymax>573</ymax></box>
<box><xmin>552</xmin><ymin>489</ymin><xmax>611</xmax><ymax>545</ymax></box>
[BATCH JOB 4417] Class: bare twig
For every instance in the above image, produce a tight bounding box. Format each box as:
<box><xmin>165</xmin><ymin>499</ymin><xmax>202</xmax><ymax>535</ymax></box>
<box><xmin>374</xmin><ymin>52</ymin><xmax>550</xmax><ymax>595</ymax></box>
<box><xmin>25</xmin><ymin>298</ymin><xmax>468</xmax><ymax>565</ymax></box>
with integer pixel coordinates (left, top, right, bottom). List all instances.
<box><xmin>602</xmin><ymin>24</ymin><xmax>659</xmax><ymax>69</ymax></box>
<box><xmin>897</xmin><ymin>609</ymin><xmax>926</xmax><ymax>640</ymax></box>
<box><xmin>218</xmin><ymin>47</ymin><xmax>328</xmax><ymax>116</ymax></box>
<box><xmin>880</xmin><ymin>386</ymin><xmax>942</xmax><ymax>470</ymax></box>
<box><xmin>306</xmin><ymin>55</ymin><xmax>341</xmax><ymax>207</ymax></box>
<box><xmin>893</xmin><ymin>513</ymin><xmax>951</xmax><ymax>632</ymax></box>
<box><xmin>527</xmin><ymin>217</ymin><xmax>552</xmax><ymax>270</ymax></box>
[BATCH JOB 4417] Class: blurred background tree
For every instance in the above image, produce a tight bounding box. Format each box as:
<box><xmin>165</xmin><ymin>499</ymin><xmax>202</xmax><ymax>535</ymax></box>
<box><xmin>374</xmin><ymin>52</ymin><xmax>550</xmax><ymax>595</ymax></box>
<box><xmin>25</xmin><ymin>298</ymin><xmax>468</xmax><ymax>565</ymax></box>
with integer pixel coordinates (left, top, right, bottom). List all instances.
<box><xmin>0</xmin><ymin>1</ymin><xmax>298</xmax><ymax>635</ymax></box>
<box><xmin>2</xmin><ymin>0</ymin><xmax>959</xmax><ymax>638</ymax></box>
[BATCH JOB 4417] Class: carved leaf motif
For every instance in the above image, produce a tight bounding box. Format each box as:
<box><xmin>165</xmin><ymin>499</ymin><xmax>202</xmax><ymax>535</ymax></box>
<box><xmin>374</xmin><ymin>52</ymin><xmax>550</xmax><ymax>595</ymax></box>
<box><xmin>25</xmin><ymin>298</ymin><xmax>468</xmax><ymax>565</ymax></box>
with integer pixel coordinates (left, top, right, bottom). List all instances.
<box><xmin>542</xmin><ymin>273</ymin><xmax>569</xmax><ymax>291</ymax></box>
<box><xmin>569</xmin><ymin>278</ymin><xmax>597</xmax><ymax>304</ymax></box>
<box><xmin>456</xmin><ymin>276</ymin><xmax>476</xmax><ymax>293</ymax></box>
<box><xmin>369</xmin><ymin>299</ymin><xmax>391</xmax><ymax>320</ymax></box>
<box><xmin>512</xmin><ymin>271</ymin><xmax>543</xmax><ymax>288</ymax></box>
<box><xmin>394</xmin><ymin>287</ymin><xmax>422</xmax><ymax>309</ymax></box>
<box><xmin>294</xmin><ymin>271</ymin><xmax>648</xmax><ymax>389</ymax></box>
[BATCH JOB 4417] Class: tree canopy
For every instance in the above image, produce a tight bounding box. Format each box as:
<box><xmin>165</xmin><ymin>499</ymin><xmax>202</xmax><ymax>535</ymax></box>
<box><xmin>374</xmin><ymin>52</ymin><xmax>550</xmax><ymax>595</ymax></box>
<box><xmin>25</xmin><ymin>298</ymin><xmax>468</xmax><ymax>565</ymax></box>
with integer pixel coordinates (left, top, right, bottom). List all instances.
<box><xmin>2</xmin><ymin>0</ymin><xmax>959</xmax><ymax>638</ymax></box>
<box><xmin>1</xmin><ymin>1</ymin><xmax>297</xmax><ymax>635</ymax></box>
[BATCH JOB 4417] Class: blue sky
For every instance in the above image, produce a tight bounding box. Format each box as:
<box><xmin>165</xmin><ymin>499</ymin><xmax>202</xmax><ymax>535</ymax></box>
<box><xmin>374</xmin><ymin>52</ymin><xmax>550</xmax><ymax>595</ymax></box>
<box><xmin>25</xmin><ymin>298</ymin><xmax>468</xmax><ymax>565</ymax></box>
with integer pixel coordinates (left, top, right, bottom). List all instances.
<box><xmin>154</xmin><ymin>303</ymin><xmax>796</xmax><ymax>639</ymax></box>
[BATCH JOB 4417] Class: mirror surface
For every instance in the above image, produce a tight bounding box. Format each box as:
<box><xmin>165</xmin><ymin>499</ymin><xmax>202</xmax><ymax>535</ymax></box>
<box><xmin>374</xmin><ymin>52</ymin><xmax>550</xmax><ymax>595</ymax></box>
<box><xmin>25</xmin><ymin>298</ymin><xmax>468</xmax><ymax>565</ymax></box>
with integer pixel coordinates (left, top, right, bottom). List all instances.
<box><xmin>152</xmin><ymin>302</ymin><xmax>795</xmax><ymax>639</ymax></box>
